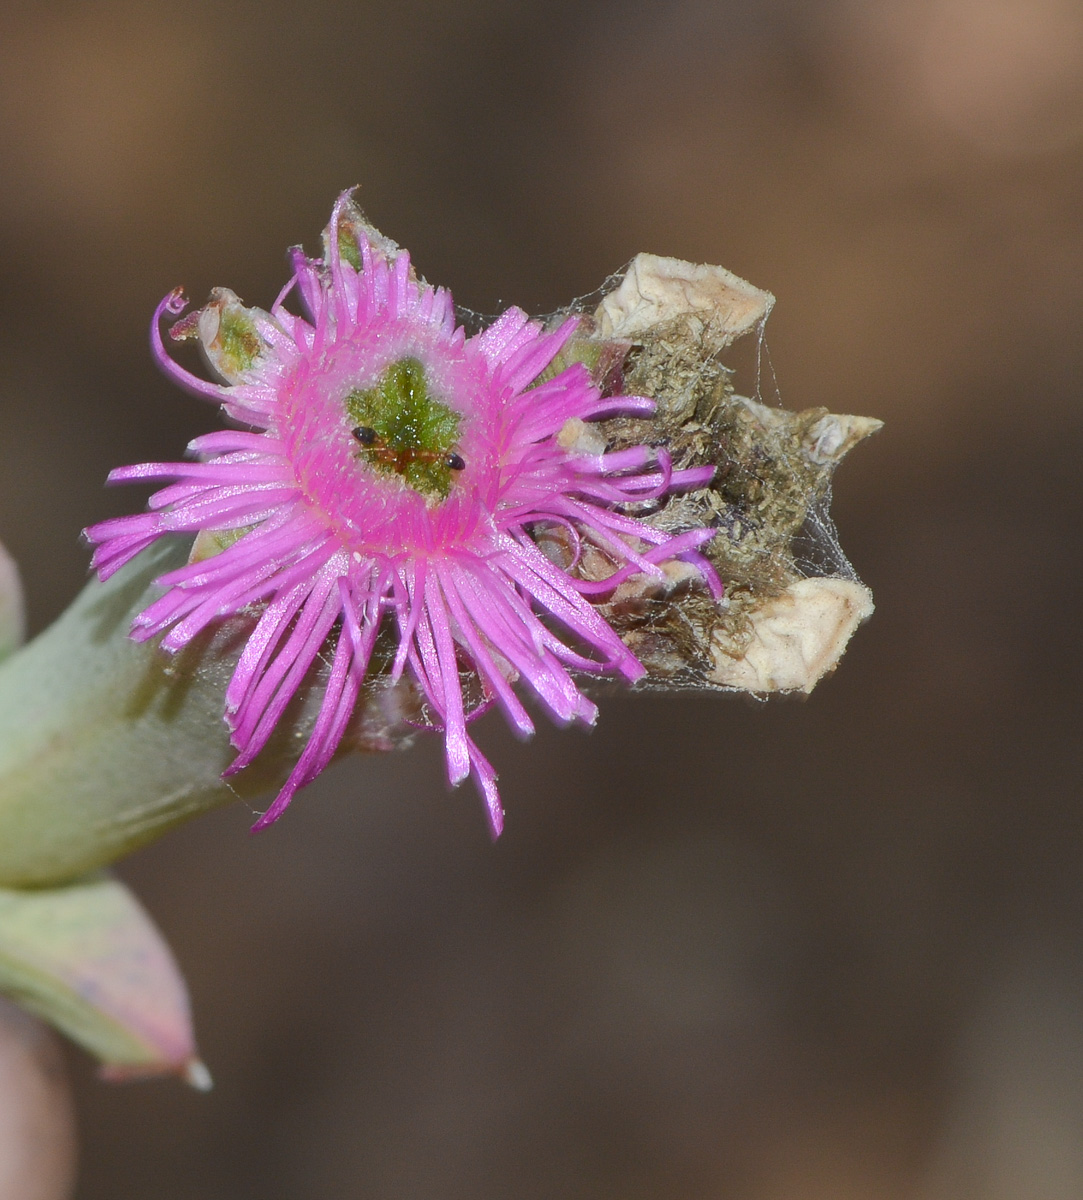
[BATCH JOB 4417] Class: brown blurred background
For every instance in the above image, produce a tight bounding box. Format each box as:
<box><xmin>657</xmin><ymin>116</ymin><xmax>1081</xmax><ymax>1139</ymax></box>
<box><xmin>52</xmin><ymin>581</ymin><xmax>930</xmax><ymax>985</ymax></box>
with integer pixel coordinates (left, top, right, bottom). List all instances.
<box><xmin>2</xmin><ymin>0</ymin><xmax>1083</xmax><ymax>1196</ymax></box>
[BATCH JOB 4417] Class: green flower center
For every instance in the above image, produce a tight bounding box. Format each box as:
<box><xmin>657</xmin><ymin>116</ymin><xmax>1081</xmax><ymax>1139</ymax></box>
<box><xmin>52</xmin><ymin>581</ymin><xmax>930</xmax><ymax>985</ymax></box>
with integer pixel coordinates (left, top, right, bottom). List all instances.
<box><xmin>344</xmin><ymin>358</ymin><xmax>463</xmax><ymax>500</ymax></box>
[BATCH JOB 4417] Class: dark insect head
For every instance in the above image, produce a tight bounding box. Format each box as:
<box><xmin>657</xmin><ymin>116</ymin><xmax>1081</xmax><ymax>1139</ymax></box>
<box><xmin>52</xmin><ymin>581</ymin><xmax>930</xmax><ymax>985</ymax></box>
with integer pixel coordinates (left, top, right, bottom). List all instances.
<box><xmin>352</xmin><ymin>424</ymin><xmax>467</xmax><ymax>474</ymax></box>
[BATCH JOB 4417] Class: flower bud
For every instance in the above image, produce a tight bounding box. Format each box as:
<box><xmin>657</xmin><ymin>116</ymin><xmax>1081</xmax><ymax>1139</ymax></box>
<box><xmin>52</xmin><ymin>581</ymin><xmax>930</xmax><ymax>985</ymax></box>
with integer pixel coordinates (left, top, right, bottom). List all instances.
<box><xmin>170</xmin><ymin>287</ymin><xmax>276</xmax><ymax>385</ymax></box>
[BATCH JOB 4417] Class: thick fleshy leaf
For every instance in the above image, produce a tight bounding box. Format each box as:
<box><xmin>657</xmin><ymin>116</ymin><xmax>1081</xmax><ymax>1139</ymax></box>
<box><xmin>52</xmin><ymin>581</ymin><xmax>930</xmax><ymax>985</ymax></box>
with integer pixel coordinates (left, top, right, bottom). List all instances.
<box><xmin>0</xmin><ymin>540</ymin><xmax>24</xmax><ymax>663</ymax></box>
<box><xmin>0</xmin><ymin>872</ymin><xmax>206</xmax><ymax>1083</ymax></box>
<box><xmin>0</xmin><ymin>536</ymin><xmax>416</xmax><ymax>887</ymax></box>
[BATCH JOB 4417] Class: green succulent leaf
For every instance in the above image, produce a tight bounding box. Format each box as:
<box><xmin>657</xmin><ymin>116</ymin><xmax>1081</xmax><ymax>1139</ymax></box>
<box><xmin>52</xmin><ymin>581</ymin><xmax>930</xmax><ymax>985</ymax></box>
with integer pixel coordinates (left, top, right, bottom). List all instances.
<box><xmin>0</xmin><ymin>872</ymin><xmax>206</xmax><ymax>1083</ymax></box>
<box><xmin>0</xmin><ymin>538</ymin><xmax>340</xmax><ymax>886</ymax></box>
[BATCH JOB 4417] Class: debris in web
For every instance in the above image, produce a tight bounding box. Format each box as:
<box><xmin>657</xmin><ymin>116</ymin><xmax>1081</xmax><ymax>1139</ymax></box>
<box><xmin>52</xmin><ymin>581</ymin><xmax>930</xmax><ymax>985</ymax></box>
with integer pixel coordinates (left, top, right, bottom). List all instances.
<box><xmin>542</xmin><ymin>251</ymin><xmax>881</xmax><ymax>696</ymax></box>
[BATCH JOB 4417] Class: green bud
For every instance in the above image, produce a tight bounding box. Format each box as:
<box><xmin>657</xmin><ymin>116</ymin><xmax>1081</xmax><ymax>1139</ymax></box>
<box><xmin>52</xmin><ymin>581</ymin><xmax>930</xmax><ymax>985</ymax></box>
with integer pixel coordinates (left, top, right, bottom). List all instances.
<box><xmin>322</xmin><ymin>188</ymin><xmax>402</xmax><ymax>272</ymax></box>
<box><xmin>171</xmin><ymin>288</ymin><xmax>274</xmax><ymax>384</ymax></box>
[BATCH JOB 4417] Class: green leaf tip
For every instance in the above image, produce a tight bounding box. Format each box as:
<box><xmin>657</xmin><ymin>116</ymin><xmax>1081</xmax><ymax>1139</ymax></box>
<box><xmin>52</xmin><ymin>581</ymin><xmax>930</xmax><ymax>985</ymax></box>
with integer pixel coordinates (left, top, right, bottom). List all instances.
<box><xmin>0</xmin><ymin>872</ymin><xmax>200</xmax><ymax>1081</ymax></box>
<box><xmin>0</xmin><ymin>539</ymin><xmax>24</xmax><ymax>663</ymax></box>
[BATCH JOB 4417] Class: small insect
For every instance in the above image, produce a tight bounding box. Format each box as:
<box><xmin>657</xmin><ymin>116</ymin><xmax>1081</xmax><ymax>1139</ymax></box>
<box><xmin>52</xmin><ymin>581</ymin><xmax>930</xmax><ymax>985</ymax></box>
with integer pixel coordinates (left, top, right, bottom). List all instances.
<box><xmin>352</xmin><ymin>426</ymin><xmax>465</xmax><ymax>473</ymax></box>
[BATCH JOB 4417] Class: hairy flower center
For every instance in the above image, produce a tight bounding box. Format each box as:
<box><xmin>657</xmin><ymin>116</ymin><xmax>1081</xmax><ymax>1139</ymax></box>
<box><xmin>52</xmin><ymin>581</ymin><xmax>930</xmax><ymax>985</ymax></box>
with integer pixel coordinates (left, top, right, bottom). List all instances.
<box><xmin>344</xmin><ymin>357</ymin><xmax>463</xmax><ymax>500</ymax></box>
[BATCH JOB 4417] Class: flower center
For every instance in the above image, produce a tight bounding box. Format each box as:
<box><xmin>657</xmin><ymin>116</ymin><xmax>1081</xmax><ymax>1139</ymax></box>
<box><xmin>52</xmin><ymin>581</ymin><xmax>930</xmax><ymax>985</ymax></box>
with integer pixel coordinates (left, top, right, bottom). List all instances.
<box><xmin>344</xmin><ymin>357</ymin><xmax>463</xmax><ymax>501</ymax></box>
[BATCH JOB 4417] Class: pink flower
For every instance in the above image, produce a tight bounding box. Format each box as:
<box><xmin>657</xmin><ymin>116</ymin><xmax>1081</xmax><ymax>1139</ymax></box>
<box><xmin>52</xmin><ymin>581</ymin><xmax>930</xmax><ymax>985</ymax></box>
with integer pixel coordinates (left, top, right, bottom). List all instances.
<box><xmin>85</xmin><ymin>194</ymin><xmax>720</xmax><ymax>834</ymax></box>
